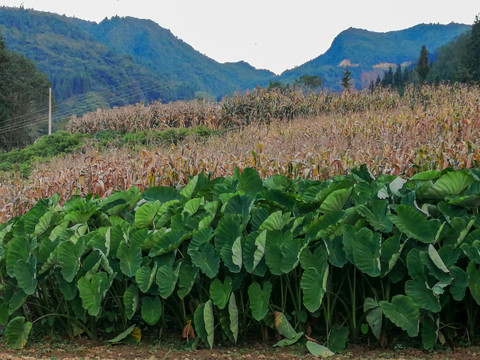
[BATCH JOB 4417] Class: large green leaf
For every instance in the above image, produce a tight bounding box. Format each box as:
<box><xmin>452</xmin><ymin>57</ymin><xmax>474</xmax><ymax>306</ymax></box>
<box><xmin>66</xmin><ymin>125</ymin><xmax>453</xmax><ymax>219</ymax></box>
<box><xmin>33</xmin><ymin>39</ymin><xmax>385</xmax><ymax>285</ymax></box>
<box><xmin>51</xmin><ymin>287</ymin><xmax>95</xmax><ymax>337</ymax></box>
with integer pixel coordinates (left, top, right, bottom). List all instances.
<box><xmin>343</xmin><ymin>226</ymin><xmax>381</xmax><ymax>277</ymax></box>
<box><xmin>194</xmin><ymin>303</ymin><xmax>207</xmax><ymax>344</ymax></box>
<box><xmin>123</xmin><ymin>284</ymin><xmax>139</xmax><ymax>320</ymax></box>
<box><xmin>422</xmin><ymin>315</ymin><xmax>438</xmax><ymax>350</ymax></box>
<box><xmin>55</xmin><ymin>271</ymin><xmax>77</xmax><ymax>301</ymax></box>
<box><xmin>204</xmin><ymin>299</ymin><xmax>215</xmax><ymax>349</ymax></box>
<box><xmin>364</xmin><ymin>298</ymin><xmax>382</xmax><ymax>340</ymax></box>
<box><xmin>320</xmin><ymin>188</ymin><xmax>352</xmax><ymax>213</ymax></box>
<box><xmin>405</xmin><ymin>280</ymin><xmax>441</xmax><ymax>312</ymax></box>
<box><xmin>467</xmin><ymin>262</ymin><xmax>480</xmax><ymax>305</ymax></box>
<box><xmin>57</xmin><ymin>240</ymin><xmax>84</xmax><ymax>282</ymax></box>
<box><xmin>77</xmin><ymin>272</ymin><xmax>113</xmax><ymax>316</ymax></box>
<box><xmin>190</xmin><ymin>242</ymin><xmax>220</xmax><ymax>278</ymax></box>
<box><xmin>273</xmin><ymin>311</ymin><xmax>297</xmax><ymax>339</ymax></box>
<box><xmin>237</xmin><ymin>167</ymin><xmax>264</xmax><ymax>196</ymax></box>
<box><xmin>379</xmin><ymin>295</ymin><xmax>419</xmax><ymax>337</ymax></box>
<box><xmin>259</xmin><ymin>211</ymin><xmax>292</xmax><ymax>231</ymax></box>
<box><xmin>5</xmin><ymin>316</ymin><xmax>32</xmax><ymax>350</ymax></box>
<box><xmin>117</xmin><ymin>242</ymin><xmax>142</xmax><ymax>277</ymax></box>
<box><xmin>6</xmin><ymin>236</ymin><xmax>29</xmax><ymax>277</ymax></box>
<box><xmin>301</xmin><ymin>264</ymin><xmax>329</xmax><ymax>312</ymax></box>
<box><xmin>223</xmin><ymin>194</ymin><xmax>254</xmax><ymax>221</ymax></box>
<box><xmin>229</xmin><ymin>293</ymin><xmax>238</xmax><ymax>343</ymax></box>
<box><xmin>142</xmin><ymin>186</ymin><xmax>183</xmax><ymax>203</ymax></box>
<box><xmin>356</xmin><ymin>200</ymin><xmax>393</xmax><ymax>233</ymax></box>
<box><xmin>215</xmin><ymin>215</ymin><xmax>242</xmax><ymax>273</ymax></box>
<box><xmin>209</xmin><ymin>277</ymin><xmax>232</xmax><ymax>310</ymax></box>
<box><xmin>419</xmin><ymin>171</ymin><xmax>474</xmax><ymax>199</ymax></box>
<box><xmin>329</xmin><ymin>324</ymin><xmax>349</xmax><ymax>353</ymax></box>
<box><xmin>135</xmin><ymin>262</ymin><xmax>157</xmax><ymax>293</ymax></box>
<box><xmin>450</xmin><ymin>266</ymin><xmax>467</xmax><ymax>301</ymax></box>
<box><xmin>8</xmin><ymin>291</ymin><xmax>28</xmax><ymax>315</ymax></box>
<box><xmin>141</xmin><ymin>296</ymin><xmax>162</xmax><ymax>326</ymax></box>
<box><xmin>13</xmin><ymin>258</ymin><xmax>37</xmax><ymax>296</ymax></box>
<box><xmin>149</xmin><ymin>229</ymin><xmax>189</xmax><ymax>257</ymax></box>
<box><xmin>177</xmin><ymin>262</ymin><xmax>198</xmax><ymax>299</ymax></box>
<box><xmin>389</xmin><ymin>205</ymin><xmax>438</xmax><ymax>243</ymax></box>
<box><xmin>156</xmin><ymin>264</ymin><xmax>179</xmax><ymax>299</ymax></box>
<box><xmin>248</xmin><ymin>282</ymin><xmax>272</xmax><ymax>321</ymax></box>
<box><xmin>135</xmin><ymin>201</ymin><xmax>160</xmax><ymax>229</ymax></box>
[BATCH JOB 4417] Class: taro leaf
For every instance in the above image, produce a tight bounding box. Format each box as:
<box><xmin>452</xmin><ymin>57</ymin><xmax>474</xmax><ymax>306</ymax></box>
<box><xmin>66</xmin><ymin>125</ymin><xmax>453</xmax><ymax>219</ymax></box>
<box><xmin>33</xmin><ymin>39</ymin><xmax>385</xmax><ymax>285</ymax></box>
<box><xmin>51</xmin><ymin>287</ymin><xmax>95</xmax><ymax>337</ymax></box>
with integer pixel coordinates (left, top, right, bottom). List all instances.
<box><xmin>190</xmin><ymin>242</ymin><xmax>220</xmax><ymax>278</ymax></box>
<box><xmin>323</xmin><ymin>236</ymin><xmax>348</xmax><ymax>268</ymax></box>
<box><xmin>390</xmin><ymin>205</ymin><xmax>437</xmax><ymax>243</ymax></box>
<box><xmin>419</xmin><ymin>171</ymin><xmax>474</xmax><ymax>199</ymax></box>
<box><xmin>77</xmin><ymin>272</ymin><xmax>113</xmax><ymax>316</ymax></box>
<box><xmin>320</xmin><ymin>188</ymin><xmax>352</xmax><ymax>213</ymax></box>
<box><xmin>379</xmin><ymin>295</ymin><xmax>419</xmax><ymax>337</ymax></box>
<box><xmin>253</xmin><ymin>230</ymin><xmax>267</xmax><ymax>271</ymax></box>
<box><xmin>467</xmin><ymin>262</ymin><xmax>480</xmax><ymax>305</ymax></box>
<box><xmin>194</xmin><ymin>302</ymin><xmax>207</xmax><ymax>345</ymax></box>
<box><xmin>356</xmin><ymin>200</ymin><xmax>393</xmax><ymax>233</ymax></box>
<box><xmin>406</xmin><ymin>248</ymin><xmax>425</xmax><ymax>282</ymax></box>
<box><xmin>209</xmin><ymin>277</ymin><xmax>232</xmax><ymax>310</ymax></box>
<box><xmin>306</xmin><ymin>341</ymin><xmax>334</xmax><ymax>358</ymax></box>
<box><xmin>149</xmin><ymin>230</ymin><xmax>188</xmax><ymax>257</ymax></box>
<box><xmin>224</xmin><ymin>194</ymin><xmax>254</xmax><ymax>221</ymax></box>
<box><xmin>259</xmin><ymin>211</ymin><xmax>292</xmax><ymax>231</ymax></box>
<box><xmin>204</xmin><ymin>299</ymin><xmax>215</xmax><ymax>349</ymax></box>
<box><xmin>117</xmin><ymin>243</ymin><xmax>142</xmax><ymax>277</ymax></box>
<box><xmin>156</xmin><ymin>264</ymin><xmax>179</xmax><ymax>299</ymax></box>
<box><xmin>215</xmin><ymin>215</ymin><xmax>242</xmax><ymax>273</ymax></box>
<box><xmin>428</xmin><ymin>245</ymin><xmax>449</xmax><ymax>273</ymax></box>
<box><xmin>381</xmin><ymin>235</ymin><xmax>403</xmax><ymax>275</ymax></box>
<box><xmin>55</xmin><ymin>271</ymin><xmax>77</xmax><ymax>301</ymax></box>
<box><xmin>0</xmin><ymin>303</ymin><xmax>8</xmax><ymax>325</ymax></box>
<box><xmin>57</xmin><ymin>240</ymin><xmax>84</xmax><ymax>282</ymax></box>
<box><xmin>177</xmin><ymin>262</ymin><xmax>198</xmax><ymax>299</ymax></box>
<box><xmin>248</xmin><ymin>282</ymin><xmax>272</xmax><ymax>321</ymax></box>
<box><xmin>189</xmin><ymin>227</ymin><xmax>214</xmax><ymax>252</ymax></box>
<box><xmin>329</xmin><ymin>324</ymin><xmax>349</xmax><ymax>353</ymax></box>
<box><xmin>422</xmin><ymin>314</ymin><xmax>438</xmax><ymax>351</ymax></box>
<box><xmin>405</xmin><ymin>280</ymin><xmax>441</xmax><ymax>312</ymax></box>
<box><xmin>108</xmin><ymin>324</ymin><xmax>136</xmax><ymax>344</ymax></box>
<box><xmin>389</xmin><ymin>177</ymin><xmax>407</xmax><ymax>195</ymax></box>
<box><xmin>273</xmin><ymin>311</ymin><xmax>297</xmax><ymax>339</ymax></box>
<box><xmin>410</xmin><ymin>170</ymin><xmax>442</xmax><ymax>181</ymax></box>
<box><xmin>274</xmin><ymin>331</ymin><xmax>304</xmax><ymax>347</ymax></box>
<box><xmin>237</xmin><ymin>167</ymin><xmax>264</xmax><ymax>197</ymax></box>
<box><xmin>8</xmin><ymin>291</ymin><xmax>27</xmax><ymax>315</ymax></box>
<box><xmin>6</xmin><ymin>236</ymin><xmax>29</xmax><ymax>277</ymax></box>
<box><xmin>301</xmin><ymin>263</ymin><xmax>329</xmax><ymax>312</ymax></box>
<box><xmin>141</xmin><ymin>296</ymin><xmax>162</xmax><ymax>326</ymax></box>
<box><xmin>181</xmin><ymin>174</ymin><xmax>202</xmax><ymax>199</ymax></box>
<box><xmin>450</xmin><ymin>266</ymin><xmax>467</xmax><ymax>301</ymax></box>
<box><xmin>364</xmin><ymin>298</ymin><xmax>382</xmax><ymax>340</ymax></box>
<box><xmin>281</xmin><ymin>235</ymin><xmax>303</xmax><ymax>274</ymax></box>
<box><xmin>229</xmin><ymin>293</ymin><xmax>238</xmax><ymax>343</ymax></box>
<box><xmin>143</xmin><ymin>186</ymin><xmax>183</xmax><ymax>203</ymax></box>
<box><xmin>135</xmin><ymin>262</ymin><xmax>157</xmax><ymax>293</ymax></box>
<box><xmin>13</xmin><ymin>258</ymin><xmax>37</xmax><ymax>296</ymax></box>
<box><xmin>5</xmin><ymin>316</ymin><xmax>32</xmax><ymax>350</ymax></box>
<box><xmin>264</xmin><ymin>230</ymin><xmax>284</xmax><ymax>275</ymax></box>
<box><xmin>343</xmin><ymin>226</ymin><xmax>381</xmax><ymax>277</ymax></box>
<box><xmin>184</xmin><ymin>197</ymin><xmax>204</xmax><ymax>216</ymax></box>
<box><xmin>123</xmin><ymin>284</ymin><xmax>139</xmax><ymax>320</ymax></box>
<box><xmin>232</xmin><ymin>236</ymin><xmax>243</xmax><ymax>269</ymax></box>
<box><xmin>135</xmin><ymin>201</ymin><xmax>161</xmax><ymax>229</ymax></box>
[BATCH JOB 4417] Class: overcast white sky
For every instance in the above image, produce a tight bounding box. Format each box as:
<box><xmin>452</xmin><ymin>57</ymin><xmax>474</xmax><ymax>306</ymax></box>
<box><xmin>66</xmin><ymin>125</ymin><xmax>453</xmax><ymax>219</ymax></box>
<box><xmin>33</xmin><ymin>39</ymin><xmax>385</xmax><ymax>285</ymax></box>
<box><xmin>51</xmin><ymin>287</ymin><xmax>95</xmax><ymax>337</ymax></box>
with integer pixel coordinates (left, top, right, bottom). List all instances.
<box><xmin>1</xmin><ymin>0</ymin><xmax>479</xmax><ymax>74</ymax></box>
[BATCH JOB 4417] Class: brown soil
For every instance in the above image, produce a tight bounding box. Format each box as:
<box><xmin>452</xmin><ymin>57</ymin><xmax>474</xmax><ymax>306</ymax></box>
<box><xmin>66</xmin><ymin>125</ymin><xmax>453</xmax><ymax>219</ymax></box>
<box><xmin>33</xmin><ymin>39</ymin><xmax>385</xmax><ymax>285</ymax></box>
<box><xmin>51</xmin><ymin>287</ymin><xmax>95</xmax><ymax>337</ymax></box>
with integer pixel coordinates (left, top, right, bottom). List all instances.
<box><xmin>0</xmin><ymin>339</ymin><xmax>479</xmax><ymax>360</ymax></box>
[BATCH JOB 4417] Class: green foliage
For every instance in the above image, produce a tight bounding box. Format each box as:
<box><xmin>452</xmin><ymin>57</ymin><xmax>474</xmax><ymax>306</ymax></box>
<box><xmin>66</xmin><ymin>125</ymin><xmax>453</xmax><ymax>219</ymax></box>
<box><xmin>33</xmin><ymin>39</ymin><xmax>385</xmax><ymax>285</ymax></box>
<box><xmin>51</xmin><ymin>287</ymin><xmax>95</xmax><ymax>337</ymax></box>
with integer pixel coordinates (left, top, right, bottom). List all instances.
<box><xmin>2</xmin><ymin>167</ymin><xmax>480</xmax><ymax>352</ymax></box>
<box><xmin>416</xmin><ymin>45</ymin><xmax>430</xmax><ymax>83</ymax></box>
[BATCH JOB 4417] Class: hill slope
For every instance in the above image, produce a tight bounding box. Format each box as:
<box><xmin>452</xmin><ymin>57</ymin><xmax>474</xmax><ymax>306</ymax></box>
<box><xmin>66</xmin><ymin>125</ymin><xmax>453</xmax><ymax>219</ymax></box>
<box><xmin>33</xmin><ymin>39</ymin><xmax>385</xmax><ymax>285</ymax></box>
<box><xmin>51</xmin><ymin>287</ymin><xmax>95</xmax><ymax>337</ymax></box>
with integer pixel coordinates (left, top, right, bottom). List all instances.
<box><xmin>281</xmin><ymin>23</ymin><xmax>470</xmax><ymax>90</ymax></box>
<box><xmin>0</xmin><ymin>7</ymin><xmax>274</xmax><ymax>119</ymax></box>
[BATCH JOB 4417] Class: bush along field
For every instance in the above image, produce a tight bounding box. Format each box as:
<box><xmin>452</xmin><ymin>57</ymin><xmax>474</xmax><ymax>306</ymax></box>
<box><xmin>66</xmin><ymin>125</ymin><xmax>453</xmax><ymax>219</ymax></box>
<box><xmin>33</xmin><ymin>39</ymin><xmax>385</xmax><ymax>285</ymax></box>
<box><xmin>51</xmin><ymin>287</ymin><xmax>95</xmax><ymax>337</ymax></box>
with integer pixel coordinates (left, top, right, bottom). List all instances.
<box><xmin>1</xmin><ymin>167</ymin><xmax>480</xmax><ymax>355</ymax></box>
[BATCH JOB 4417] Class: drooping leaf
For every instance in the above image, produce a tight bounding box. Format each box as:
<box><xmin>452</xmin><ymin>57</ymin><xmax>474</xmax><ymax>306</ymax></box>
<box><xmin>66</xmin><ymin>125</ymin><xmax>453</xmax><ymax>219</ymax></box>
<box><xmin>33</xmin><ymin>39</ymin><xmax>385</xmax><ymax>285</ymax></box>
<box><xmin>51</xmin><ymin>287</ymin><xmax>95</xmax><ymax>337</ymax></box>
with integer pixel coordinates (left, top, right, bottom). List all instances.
<box><xmin>77</xmin><ymin>272</ymin><xmax>113</xmax><ymax>316</ymax></box>
<box><xmin>390</xmin><ymin>205</ymin><xmax>438</xmax><ymax>243</ymax></box>
<box><xmin>108</xmin><ymin>324</ymin><xmax>136</xmax><ymax>344</ymax></box>
<box><xmin>123</xmin><ymin>284</ymin><xmax>139</xmax><ymax>320</ymax></box>
<box><xmin>141</xmin><ymin>296</ymin><xmax>162</xmax><ymax>326</ymax></box>
<box><xmin>301</xmin><ymin>264</ymin><xmax>329</xmax><ymax>313</ymax></box>
<box><xmin>135</xmin><ymin>201</ymin><xmax>160</xmax><ymax>229</ymax></box>
<box><xmin>405</xmin><ymin>280</ymin><xmax>441</xmax><ymax>312</ymax></box>
<box><xmin>380</xmin><ymin>295</ymin><xmax>419</xmax><ymax>337</ymax></box>
<box><xmin>422</xmin><ymin>314</ymin><xmax>438</xmax><ymax>350</ymax></box>
<box><xmin>135</xmin><ymin>262</ymin><xmax>157</xmax><ymax>293</ymax></box>
<box><xmin>177</xmin><ymin>262</ymin><xmax>198</xmax><ymax>299</ymax></box>
<box><xmin>8</xmin><ymin>291</ymin><xmax>28</xmax><ymax>315</ymax></box>
<box><xmin>156</xmin><ymin>264</ymin><xmax>179</xmax><ymax>299</ymax></box>
<box><xmin>329</xmin><ymin>324</ymin><xmax>349</xmax><ymax>353</ymax></box>
<box><xmin>343</xmin><ymin>226</ymin><xmax>381</xmax><ymax>277</ymax></box>
<box><xmin>117</xmin><ymin>242</ymin><xmax>142</xmax><ymax>277</ymax></box>
<box><xmin>306</xmin><ymin>341</ymin><xmax>334</xmax><ymax>358</ymax></box>
<box><xmin>229</xmin><ymin>293</ymin><xmax>238</xmax><ymax>343</ymax></box>
<box><xmin>57</xmin><ymin>240</ymin><xmax>84</xmax><ymax>282</ymax></box>
<box><xmin>274</xmin><ymin>331</ymin><xmax>304</xmax><ymax>347</ymax></box>
<box><xmin>467</xmin><ymin>262</ymin><xmax>480</xmax><ymax>305</ymax></box>
<box><xmin>274</xmin><ymin>311</ymin><xmax>297</xmax><ymax>340</ymax></box>
<box><xmin>194</xmin><ymin>303</ymin><xmax>207</xmax><ymax>345</ymax></box>
<box><xmin>204</xmin><ymin>299</ymin><xmax>215</xmax><ymax>349</ymax></box>
<box><xmin>248</xmin><ymin>282</ymin><xmax>272</xmax><ymax>321</ymax></box>
<box><xmin>320</xmin><ymin>188</ymin><xmax>352</xmax><ymax>213</ymax></box>
<box><xmin>190</xmin><ymin>242</ymin><xmax>220</xmax><ymax>278</ymax></box>
<box><xmin>364</xmin><ymin>298</ymin><xmax>382</xmax><ymax>340</ymax></box>
<box><xmin>209</xmin><ymin>277</ymin><xmax>232</xmax><ymax>310</ymax></box>
<box><xmin>13</xmin><ymin>258</ymin><xmax>37</xmax><ymax>296</ymax></box>
<box><xmin>450</xmin><ymin>266</ymin><xmax>467</xmax><ymax>301</ymax></box>
<box><xmin>5</xmin><ymin>316</ymin><xmax>32</xmax><ymax>350</ymax></box>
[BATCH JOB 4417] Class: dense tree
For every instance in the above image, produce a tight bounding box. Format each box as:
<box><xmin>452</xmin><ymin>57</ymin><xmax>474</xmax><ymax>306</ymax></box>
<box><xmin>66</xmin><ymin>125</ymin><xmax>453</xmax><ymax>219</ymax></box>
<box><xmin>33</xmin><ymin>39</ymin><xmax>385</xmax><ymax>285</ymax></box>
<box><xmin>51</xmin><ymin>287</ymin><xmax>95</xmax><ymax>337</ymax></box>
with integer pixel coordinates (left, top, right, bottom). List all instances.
<box><xmin>0</xmin><ymin>35</ymin><xmax>52</xmax><ymax>150</ymax></box>
<box><xmin>416</xmin><ymin>45</ymin><xmax>430</xmax><ymax>83</ymax></box>
<box><xmin>382</xmin><ymin>67</ymin><xmax>394</xmax><ymax>87</ymax></box>
<box><xmin>294</xmin><ymin>75</ymin><xmax>322</xmax><ymax>90</ymax></box>
<box><xmin>465</xmin><ymin>15</ymin><xmax>480</xmax><ymax>81</ymax></box>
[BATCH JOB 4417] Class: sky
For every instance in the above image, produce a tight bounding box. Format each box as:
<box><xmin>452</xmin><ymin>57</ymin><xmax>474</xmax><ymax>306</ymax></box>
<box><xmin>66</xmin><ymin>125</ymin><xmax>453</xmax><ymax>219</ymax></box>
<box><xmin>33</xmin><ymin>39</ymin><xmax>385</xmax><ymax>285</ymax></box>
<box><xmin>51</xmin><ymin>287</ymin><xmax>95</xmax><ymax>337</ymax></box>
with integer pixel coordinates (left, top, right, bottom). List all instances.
<box><xmin>1</xmin><ymin>0</ymin><xmax>479</xmax><ymax>74</ymax></box>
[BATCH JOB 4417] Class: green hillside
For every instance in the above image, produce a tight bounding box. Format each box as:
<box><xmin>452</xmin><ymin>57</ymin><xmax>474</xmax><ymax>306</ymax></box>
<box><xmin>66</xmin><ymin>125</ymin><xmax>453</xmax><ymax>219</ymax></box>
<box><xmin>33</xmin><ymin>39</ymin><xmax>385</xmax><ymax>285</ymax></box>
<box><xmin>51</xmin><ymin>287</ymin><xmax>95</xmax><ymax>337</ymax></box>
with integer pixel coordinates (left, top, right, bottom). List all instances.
<box><xmin>281</xmin><ymin>23</ymin><xmax>470</xmax><ymax>90</ymax></box>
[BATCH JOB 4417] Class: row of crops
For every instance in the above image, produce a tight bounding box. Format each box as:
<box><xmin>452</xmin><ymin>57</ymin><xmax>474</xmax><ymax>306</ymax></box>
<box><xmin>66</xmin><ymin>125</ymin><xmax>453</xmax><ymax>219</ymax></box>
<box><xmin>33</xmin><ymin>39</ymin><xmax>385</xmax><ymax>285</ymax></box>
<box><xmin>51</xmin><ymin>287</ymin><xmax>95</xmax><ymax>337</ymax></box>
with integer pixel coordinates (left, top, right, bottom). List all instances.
<box><xmin>1</xmin><ymin>167</ymin><xmax>480</xmax><ymax>354</ymax></box>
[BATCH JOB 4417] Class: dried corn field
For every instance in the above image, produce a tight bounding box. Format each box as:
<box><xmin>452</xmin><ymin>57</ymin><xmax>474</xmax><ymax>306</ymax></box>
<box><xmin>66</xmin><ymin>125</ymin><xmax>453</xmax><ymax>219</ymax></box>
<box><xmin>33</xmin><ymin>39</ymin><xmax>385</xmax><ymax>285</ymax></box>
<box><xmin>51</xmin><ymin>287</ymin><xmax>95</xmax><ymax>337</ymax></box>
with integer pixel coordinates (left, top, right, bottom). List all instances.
<box><xmin>1</xmin><ymin>84</ymin><xmax>480</xmax><ymax>222</ymax></box>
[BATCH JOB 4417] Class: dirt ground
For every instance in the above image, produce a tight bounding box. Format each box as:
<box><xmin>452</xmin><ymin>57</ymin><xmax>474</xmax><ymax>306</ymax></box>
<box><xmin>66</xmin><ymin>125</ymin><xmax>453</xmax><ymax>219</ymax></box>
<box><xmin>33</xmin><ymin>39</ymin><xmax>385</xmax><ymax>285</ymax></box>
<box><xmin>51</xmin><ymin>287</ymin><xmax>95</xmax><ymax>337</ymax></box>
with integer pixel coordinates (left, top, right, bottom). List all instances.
<box><xmin>0</xmin><ymin>338</ymin><xmax>479</xmax><ymax>360</ymax></box>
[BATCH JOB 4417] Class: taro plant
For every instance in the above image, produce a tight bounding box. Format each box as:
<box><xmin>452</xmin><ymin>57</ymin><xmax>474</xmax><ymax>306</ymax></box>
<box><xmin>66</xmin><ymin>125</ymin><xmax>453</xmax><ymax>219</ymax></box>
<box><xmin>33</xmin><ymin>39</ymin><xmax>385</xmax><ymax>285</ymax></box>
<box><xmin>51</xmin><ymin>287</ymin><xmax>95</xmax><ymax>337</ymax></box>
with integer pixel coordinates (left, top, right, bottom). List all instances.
<box><xmin>1</xmin><ymin>166</ymin><xmax>480</xmax><ymax>354</ymax></box>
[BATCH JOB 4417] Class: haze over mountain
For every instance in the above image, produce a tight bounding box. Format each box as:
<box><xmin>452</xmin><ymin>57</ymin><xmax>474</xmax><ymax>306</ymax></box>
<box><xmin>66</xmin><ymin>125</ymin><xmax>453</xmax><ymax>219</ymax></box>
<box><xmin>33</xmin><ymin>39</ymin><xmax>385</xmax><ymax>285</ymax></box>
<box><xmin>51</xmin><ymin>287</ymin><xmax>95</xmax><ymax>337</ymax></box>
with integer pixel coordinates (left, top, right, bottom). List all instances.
<box><xmin>0</xmin><ymin>6</ymin><xmax>471</xmax><ymax>118</ymax></box>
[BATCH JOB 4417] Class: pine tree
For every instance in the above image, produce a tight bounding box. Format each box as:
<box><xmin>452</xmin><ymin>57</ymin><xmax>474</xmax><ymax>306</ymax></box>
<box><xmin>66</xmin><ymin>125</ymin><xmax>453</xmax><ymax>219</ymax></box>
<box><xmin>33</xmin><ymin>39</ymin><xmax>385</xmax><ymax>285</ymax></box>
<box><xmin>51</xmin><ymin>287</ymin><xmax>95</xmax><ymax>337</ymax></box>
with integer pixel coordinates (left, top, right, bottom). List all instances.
<box><xmin>393</xmin><ymin>65</ymin><xmax>403</xmax><ymax>88</ymax></box>
<box><xmin>341</xmin><ymin>70</ymin><xmax>351</xmax><ymax>90</ymax></box>
<box><xmin>382</xmin><ymin>67</ymin><xmax>394</xmax><ymax>87</ymax></box>
<box><xmin>466</xmin><ymin>14</ymin><xmax>480</xmax><ymax>81</ymax></box>
<box><xmin>416</xmin><ymin>45</ymin><xmax>430</xmax><ymax>83</ymax></box>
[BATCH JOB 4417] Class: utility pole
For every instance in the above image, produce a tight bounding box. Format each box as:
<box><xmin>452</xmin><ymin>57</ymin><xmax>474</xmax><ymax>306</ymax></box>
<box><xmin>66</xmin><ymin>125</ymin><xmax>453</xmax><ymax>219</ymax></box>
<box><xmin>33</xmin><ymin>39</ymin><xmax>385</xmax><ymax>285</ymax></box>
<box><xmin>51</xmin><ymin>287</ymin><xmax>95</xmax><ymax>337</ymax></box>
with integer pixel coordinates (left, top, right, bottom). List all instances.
<box><xmin>48</xmin><ymin>87</ymin><xmax>52</xmax><ymax>135</ymax></box>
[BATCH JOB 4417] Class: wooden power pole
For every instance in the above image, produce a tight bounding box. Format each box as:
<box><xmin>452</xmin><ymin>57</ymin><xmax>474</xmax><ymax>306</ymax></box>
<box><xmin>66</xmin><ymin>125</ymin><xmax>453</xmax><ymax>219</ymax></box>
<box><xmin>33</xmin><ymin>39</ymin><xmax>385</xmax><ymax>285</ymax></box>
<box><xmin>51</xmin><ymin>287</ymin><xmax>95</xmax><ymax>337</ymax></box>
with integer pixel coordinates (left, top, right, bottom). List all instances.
<box><xmin>48</xmin><ymin>87</ymin><xmax>52</xmax><ymax>135</ymax></box>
